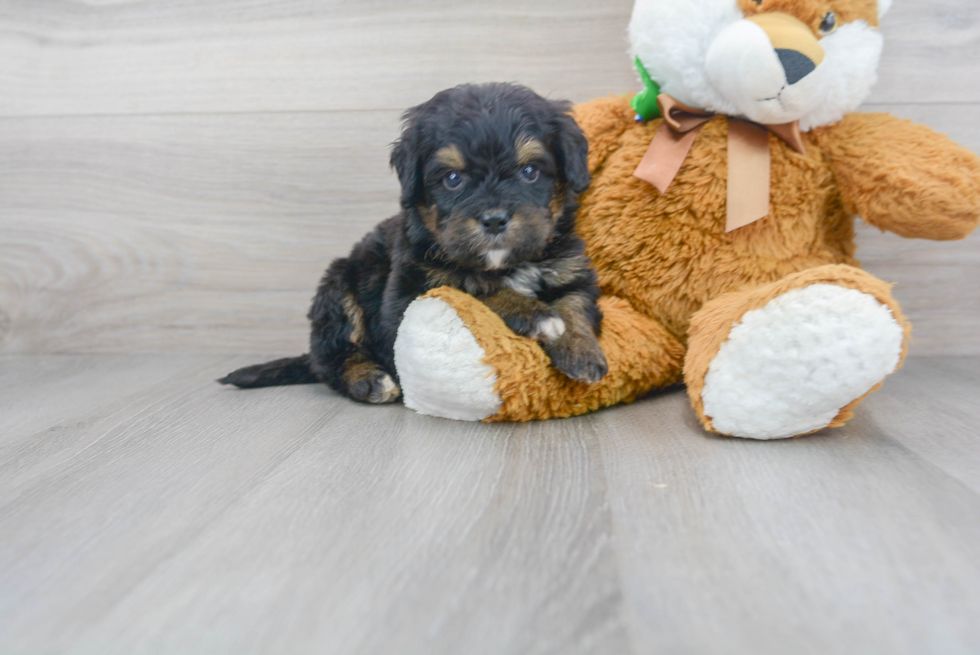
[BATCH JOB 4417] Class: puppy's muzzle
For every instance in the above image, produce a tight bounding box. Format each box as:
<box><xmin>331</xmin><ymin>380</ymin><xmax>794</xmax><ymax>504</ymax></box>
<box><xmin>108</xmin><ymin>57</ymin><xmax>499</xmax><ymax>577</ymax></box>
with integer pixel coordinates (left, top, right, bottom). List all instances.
<box><xmin>480</xmin><ymin>209</ymin><xmax>511</xmax><ymax>235</ymax></box>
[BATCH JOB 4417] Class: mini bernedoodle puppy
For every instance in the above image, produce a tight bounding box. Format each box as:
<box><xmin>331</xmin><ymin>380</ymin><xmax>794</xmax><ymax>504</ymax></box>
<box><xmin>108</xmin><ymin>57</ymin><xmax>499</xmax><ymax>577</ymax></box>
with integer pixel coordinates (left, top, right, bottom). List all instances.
<box><xmin>220</xmin><ymin>83</ymin><xmax>608</xmax><ymax>404</ymax></box>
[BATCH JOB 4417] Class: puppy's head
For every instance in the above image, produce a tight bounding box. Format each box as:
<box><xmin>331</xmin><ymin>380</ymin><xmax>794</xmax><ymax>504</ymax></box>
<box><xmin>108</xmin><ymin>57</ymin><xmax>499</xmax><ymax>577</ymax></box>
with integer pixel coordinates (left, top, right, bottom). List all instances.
<box><xmin>390</xmin><ymin>83</ymin><xmax>590</xmax><ymax>271</ymax></box>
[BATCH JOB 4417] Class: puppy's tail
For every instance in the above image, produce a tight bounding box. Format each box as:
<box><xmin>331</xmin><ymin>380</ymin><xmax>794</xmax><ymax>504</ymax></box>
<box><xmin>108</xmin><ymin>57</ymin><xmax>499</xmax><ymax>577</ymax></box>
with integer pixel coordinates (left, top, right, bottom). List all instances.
<box><xmin>218</xmin><ymin>355</ymin><xmax>319</xmax><ymax>389</ymax></box>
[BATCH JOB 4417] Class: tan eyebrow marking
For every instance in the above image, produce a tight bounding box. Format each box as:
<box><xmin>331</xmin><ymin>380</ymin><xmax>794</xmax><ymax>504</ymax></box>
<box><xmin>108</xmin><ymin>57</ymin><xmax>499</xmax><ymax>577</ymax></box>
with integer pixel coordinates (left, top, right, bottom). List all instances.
<box><xmin>516</xmin><ymin>136</ymin><xmax>547</xmax><ymax>165</ymax></box>
<box><xmin>434</xmin><ymin>145</ymin><xmax>465</xmax><ymax>170</ymax></box>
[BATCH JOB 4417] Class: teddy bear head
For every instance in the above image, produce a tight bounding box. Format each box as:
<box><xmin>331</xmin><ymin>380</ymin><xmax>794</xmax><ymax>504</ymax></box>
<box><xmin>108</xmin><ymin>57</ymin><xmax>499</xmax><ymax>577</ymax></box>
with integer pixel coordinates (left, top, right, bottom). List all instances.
<box><xmin>629</xmin><ymin>0</ymin><xmax>892</xmax><ymax>131</ymax></box>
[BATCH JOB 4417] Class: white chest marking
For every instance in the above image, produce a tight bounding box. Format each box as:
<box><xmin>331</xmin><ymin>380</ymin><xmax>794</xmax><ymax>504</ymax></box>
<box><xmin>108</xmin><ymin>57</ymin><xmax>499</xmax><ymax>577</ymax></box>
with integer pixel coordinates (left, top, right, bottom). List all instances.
<box><xmin>485</xmin><ymin>249</ymin><xmax>510</xmax><ymax>270</ymax></box>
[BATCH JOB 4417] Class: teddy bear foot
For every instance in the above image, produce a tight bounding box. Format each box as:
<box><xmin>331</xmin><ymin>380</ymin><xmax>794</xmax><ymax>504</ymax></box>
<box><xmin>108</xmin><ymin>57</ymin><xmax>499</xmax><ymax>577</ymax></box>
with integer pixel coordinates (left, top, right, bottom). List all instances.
<box><xmin>693</xmin><ymin>281</ymin><xmax>907</xmax><ymax>440</ymax></box>
<box><xmin>394</xmin><ymin>295</ymin><xmax>503</xmax><ymax>421</ymax></box>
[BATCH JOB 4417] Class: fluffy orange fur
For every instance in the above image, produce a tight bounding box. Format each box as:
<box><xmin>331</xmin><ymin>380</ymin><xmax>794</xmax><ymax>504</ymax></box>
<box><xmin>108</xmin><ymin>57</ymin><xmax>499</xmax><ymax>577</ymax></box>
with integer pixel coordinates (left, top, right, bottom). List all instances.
<box><xmin>575</xmin><ymin>96</ymin><xmax>980</xmax><ymax>339</ymax></box>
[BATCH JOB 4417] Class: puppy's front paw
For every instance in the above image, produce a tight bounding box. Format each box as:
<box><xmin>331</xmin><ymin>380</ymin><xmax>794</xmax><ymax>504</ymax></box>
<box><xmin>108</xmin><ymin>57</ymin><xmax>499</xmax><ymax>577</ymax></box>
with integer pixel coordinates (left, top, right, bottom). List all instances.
<box><xmin>547</xmin><ymin>334</ymin><xmax>609</xmax><ymax>384</ymax></box>
<box><xmin>497</xmin><ymin>305</ymin><xmax>563</xmax><ymax>341</ymax></box>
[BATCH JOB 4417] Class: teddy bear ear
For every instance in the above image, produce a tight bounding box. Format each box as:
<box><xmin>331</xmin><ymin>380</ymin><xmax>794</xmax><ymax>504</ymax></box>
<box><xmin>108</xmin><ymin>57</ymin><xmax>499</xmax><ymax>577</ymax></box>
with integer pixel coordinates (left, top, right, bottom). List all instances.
<box><xmin>879</xmin><ymin>0</ymin><xmax>893</xmax><ymax>17</ymax></box>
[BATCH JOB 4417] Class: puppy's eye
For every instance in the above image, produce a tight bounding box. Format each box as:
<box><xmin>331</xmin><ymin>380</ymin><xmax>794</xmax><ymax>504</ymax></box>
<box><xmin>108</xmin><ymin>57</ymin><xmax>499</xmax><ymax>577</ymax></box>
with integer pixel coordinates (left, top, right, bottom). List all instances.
<box><xmin>443</xmin><ymin>170</ymin><xmax>465</xmax><ymax>190</ymax></box>
<box><xmin>819</xmin><ymin>11</ymin><xmax>837</xmax><ymax>35</ymax></box>
<box><xmin>520</xmin><ymin>164</ymin><xmax>540</xmax><ymax>183</ymax></box>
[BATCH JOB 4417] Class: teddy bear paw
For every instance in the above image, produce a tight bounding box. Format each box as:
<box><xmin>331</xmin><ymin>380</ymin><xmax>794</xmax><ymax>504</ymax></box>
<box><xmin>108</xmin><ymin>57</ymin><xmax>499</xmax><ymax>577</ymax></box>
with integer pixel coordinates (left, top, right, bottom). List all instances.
<box><xmin>394</xmin><ymin>296</ymin><xmax>503</xmax><ymax>421</ymax></box>
<box><xmin>700</xmin><ymin>284</ymin><xmax>905</xmax><ymax>440</ymax></box>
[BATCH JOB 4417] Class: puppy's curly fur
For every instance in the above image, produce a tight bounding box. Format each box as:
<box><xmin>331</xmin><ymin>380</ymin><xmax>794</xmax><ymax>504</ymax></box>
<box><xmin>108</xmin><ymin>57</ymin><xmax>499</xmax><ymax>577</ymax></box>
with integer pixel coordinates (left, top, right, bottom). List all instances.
<box><xmin>220</xmin><ymin>83</ymin><xmax>607</xmax><ymax>404</ymax></box>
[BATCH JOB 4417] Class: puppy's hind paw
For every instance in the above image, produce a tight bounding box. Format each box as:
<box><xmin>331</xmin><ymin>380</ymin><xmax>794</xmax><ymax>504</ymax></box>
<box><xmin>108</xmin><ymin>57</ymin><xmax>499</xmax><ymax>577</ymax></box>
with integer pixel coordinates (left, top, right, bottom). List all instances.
<box><xmin>347</xmin><ymin>369</ymin><xmax>402</xmax><ymax>404</ymax></box>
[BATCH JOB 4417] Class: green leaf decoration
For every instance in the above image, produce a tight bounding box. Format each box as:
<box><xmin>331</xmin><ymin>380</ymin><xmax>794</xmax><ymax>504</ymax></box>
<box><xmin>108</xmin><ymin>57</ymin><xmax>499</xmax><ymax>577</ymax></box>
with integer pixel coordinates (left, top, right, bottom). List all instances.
<box><xmin>631</xmin><ymin>56</ymin><xmax>662</xmax><ymax>121</ymax></box>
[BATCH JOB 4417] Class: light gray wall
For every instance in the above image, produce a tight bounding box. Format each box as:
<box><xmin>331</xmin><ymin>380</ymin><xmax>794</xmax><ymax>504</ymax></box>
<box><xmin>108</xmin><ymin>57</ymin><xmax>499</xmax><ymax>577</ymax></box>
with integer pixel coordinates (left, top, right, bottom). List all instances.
<box><xmin>1</xmin><ymin>0</ymin><xmax>977</xmax><ymax>355</ymax></box>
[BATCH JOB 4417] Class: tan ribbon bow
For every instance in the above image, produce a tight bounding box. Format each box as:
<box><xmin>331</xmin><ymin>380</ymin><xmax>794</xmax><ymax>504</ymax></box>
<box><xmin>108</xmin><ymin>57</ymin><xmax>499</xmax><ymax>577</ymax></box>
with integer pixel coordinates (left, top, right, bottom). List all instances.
<box><xmin>633</xmin><ymin>94</ymin><xmax>806</xmax><ymax>232</ymax></box>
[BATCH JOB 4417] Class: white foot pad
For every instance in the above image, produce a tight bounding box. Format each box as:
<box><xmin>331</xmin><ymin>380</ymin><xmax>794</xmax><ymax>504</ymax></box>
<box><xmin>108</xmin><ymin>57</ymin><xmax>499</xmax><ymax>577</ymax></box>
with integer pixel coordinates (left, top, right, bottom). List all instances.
<box><xmin>701</xmin><ymin>284</ymin><xmax>904</xmax><ymax>440</ymax></box>
<box><xmin>394</xmin><ymin>297</ymin><xmax>502</xmax><ymax>421</ymax></box>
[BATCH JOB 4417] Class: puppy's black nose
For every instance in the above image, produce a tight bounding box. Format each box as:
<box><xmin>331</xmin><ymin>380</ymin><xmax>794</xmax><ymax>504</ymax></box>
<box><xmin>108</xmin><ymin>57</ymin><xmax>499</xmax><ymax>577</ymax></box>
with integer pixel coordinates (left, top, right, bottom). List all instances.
<box><xmin>480</xmin><ymin>209</ymin><xmax>510</xmax><ymax>235</ymax></box>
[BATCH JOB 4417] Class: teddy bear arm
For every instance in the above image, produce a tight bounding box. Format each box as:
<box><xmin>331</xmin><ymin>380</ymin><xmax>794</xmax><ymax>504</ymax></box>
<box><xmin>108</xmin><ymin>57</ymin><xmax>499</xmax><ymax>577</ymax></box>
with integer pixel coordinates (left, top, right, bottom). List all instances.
<box><xmin>814</xmin><ymin>113</ymin><xmax>980</xmax><ymax>241</ymax></box>
<box><xmin>394</xmin><ymin>288</ymin><xmax>685</xmax><ymax>422</ymax></box>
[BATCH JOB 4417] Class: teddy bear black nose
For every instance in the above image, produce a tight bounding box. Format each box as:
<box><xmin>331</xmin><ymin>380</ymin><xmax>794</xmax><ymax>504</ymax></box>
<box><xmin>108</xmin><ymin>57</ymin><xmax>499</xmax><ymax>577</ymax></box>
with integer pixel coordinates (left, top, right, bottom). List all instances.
<box><xmin>480</xmin><ymin>209</ymin><xmax>511</xmax><ymax>235</ymax></box>
<box><xmin>776</xmin><ymin>48</ymin><xmax>817</xmax><ymax>85</ymax></box>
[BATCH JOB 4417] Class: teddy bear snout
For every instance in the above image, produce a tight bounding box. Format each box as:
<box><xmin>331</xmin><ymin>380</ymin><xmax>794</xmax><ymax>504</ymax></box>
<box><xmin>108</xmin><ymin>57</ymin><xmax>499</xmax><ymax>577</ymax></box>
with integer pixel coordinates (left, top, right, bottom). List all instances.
<box><xmin>705</xmin><ymin>11</ymin><xmax>827</xmax><ymax>125</ymax></box>
<box><xmin>775</xmin><ymin>48</ymin><xmax>817</xmax><ymax>85</ymax></box>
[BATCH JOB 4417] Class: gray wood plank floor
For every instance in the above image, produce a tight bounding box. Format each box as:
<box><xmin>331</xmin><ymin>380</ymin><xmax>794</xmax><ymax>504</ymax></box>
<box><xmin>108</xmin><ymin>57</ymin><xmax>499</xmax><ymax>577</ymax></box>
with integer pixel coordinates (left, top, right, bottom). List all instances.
<box><xmin>2</xmin><ymin>355</ymin><xmax>978</xmax><ymax>654</ymax></box>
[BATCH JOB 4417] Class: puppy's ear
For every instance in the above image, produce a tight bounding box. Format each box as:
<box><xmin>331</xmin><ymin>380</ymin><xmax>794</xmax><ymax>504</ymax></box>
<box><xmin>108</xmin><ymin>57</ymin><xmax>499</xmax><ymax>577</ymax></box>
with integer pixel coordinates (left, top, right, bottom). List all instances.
<box><xmin>549</xmin><ymin>101</ymin><xmax>590</xmax><ymax>197</ymax></box>
<box><xmin>390</xmin><ymin>105</ymin><xmax>426</xmax><ymax>209</ymax></box>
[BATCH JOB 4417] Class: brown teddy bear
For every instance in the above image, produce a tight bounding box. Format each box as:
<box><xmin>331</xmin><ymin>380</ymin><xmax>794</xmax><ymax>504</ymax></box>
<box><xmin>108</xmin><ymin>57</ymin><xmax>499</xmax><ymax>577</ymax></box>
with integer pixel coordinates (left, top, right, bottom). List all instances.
<box><xmin>393</xmin><ymin>0</ymin><xmax>980</xmax><ymax>439</ymax></box>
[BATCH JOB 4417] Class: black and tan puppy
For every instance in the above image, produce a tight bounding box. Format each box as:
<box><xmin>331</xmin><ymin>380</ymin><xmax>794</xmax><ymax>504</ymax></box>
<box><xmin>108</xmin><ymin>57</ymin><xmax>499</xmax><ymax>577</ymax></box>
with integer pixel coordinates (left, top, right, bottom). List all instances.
<box><xmin>220</xmin><ymin>83</ymin><xmax>607</xmax><ymax>404</ymax></box>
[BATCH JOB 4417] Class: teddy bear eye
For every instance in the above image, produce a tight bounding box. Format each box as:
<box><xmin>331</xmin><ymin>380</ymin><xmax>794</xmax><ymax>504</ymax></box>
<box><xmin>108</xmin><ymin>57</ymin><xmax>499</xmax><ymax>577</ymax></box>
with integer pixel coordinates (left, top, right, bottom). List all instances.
<box><xmin>819</xmin><ymin>11</ymin><xmax>838</xmax><ymax>35</ymax></box>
